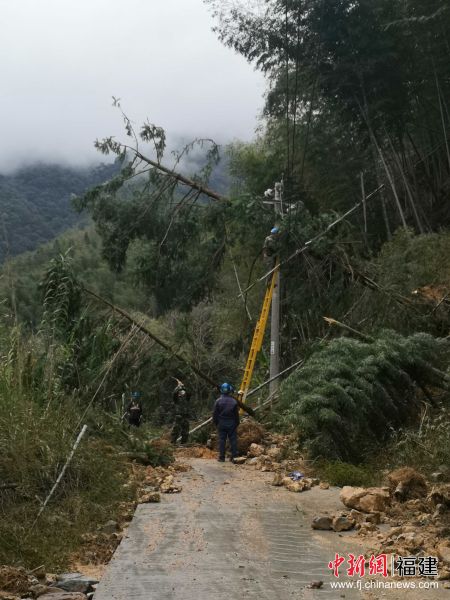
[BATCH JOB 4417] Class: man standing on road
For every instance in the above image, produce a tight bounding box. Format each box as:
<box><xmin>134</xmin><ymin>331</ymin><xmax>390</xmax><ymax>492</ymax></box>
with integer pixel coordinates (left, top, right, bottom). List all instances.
<box><xmin>171</xmin><ymin>381</ymin><xmax>191</xmax><ymax>445</ymax></box>
<box><xmin>213</xmin><ymin>383</ymin><xmax>239</xmax><ymax>463</ymax></box>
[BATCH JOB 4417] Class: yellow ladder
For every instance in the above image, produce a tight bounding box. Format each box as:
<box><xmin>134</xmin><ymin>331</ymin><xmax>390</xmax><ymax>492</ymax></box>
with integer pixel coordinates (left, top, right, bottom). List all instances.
<box><xmin>238</xmin><ymin>261</ymin><xmax>279</xmax><ymax>403</ymax></box>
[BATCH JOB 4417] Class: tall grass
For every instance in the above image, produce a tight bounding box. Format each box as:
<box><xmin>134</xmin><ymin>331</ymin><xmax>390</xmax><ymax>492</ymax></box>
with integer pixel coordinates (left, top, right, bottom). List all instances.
<box><xmin>0</xmin><ymin>324</ymin><xmax>135</xmax><ymax>569</ymax></box>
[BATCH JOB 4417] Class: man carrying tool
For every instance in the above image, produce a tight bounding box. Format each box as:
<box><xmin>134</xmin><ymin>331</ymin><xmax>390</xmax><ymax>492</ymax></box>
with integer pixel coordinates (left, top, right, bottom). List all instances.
<box><xmin>213</xmin><ymin>382</ymin><xmax>239</xmax><ymax>463</ymax></box>
<box><xmin>171</xmin><ymin>380</ymin><xmax>191</xmax><ymax>445</ymax></box>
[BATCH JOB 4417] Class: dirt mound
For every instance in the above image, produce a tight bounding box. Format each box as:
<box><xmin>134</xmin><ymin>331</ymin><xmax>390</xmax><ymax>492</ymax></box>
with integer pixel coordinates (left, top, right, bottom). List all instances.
<box><xmin>237</xmin><ymin>420</ymin><xmax>266</xmax><ymax>454</ymax></box>
<box><xmin>387</xmin><ymin>467</ymin><xmax>428</xmax><ymax>501</ymax></box>
<box><xmin>0</xmin><ymin>566</ymin><xmax>32</xmax><ymax>595</ymax></box>
<box><xmin>176</xmin><ymin>446</ymin><xmax>216</xmax><ymax>459</ymax></box>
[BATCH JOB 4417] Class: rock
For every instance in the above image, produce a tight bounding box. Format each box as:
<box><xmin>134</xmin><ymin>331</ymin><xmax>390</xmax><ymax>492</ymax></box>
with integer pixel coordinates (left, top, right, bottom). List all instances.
<box><xmin>387</xmin><ymin>467</ymin><xmax>428</xmax><ymax>501</ymax></box>
<box><xmin>438</xmin><ymin>569</ymin><xmax>450</xmax><ymax>581</ymax></box>
<box><xmin>437</xmin><ymin>542</ymin><xmax>450</xmax><ymax>565</ymax></box>
<box><xmin>0</xmin><ymin>566</ymin><xmax>34</xmax><ymax>595</ymax></box>
<box><xmin>267</xmin><ymin>446</ymin><xmax>282</xmax><ymax>461</ymax></box>
<box><xmin>282</xmin><ymin>476</ymin><xmax>293</xmax><ymax>488</ymax></box>
<box><xmin>431</xmin><ymin>472</ymin><xmax>446</xmax><ymax>483</ymax></box>
<box><xmin>286</xmin><ymin>482</ymin><xmax>303</xmax><ymax>493</ymax></box>
<box><xmin>349</xmin><ymin>509</ymin><xmax>380</xmax><ymax>525</ymax></box>
<box><xmin>54</xmin><ymin>573</ymin><xmax>98</xmax><ymax>594</ymax></box>
<box><xmin>312</xmin><ymin>516</ymin><xmax>333</xmax><ymax>530</ymax></box>
<box><xmin>319</xmin><ymin>482</ymin><xmax>330</xmax><ymax>490</ymax></box>
<box><xmin>160</xmin><ymin>475</ymin><xmax>182</xmax><ymax>493</ymax></box>
<box><xmin>307</xmin><ymin>581</ymin><xmax>323</xmax><ymax>589</ymax></box>
<box><xmin>358</xmin><ymin>523</ymin><xmax>378</xmax><ymax>535</ymax></box>
<box><xmin>398</xmin><ymin>532</ymin><xmax>424</xmax><ymax>550</ymax></box>
<box><xmin>233</xmin><ymin>457</ymin><xmax>247</xmax><ymax>464</ymax></box>
<box><xmin>443</xmin><ymin>582</ymin><xmax>450</xmax><ymax>590</ymax></box>
<box><xmin>271</xmin><ymin>473</ymin><xmax>284</xmax><ymax>487</ymax></box>
<box><xmin>247</xmin><ymin>443</ymin><xmax>264</xmax><ymax>458</ymax></box>
<box><xmin>332</xmin><ymin>516</ymin><xmax>355</xmax><ymax>532</ymax></box>
<box><xmin>140</xmin><ymin>491</ymin><xmax>161</xmax><ymax>503</ymax></box>
<box><xmin>100</xmin><ymin>519</ymin><xmax>119</xmax><ymax>534</ymax></box>
<box><xmin>304</xmin><ymin>478</ymin><xmax>320</xmax><ymax>487</ymax></box>
<box><xmin>428</xmin><ymin>484</ymin><xmax>450</xmax><ymax>508</ymax></box>
<box><xmin>246</xmin><ymin>457</ymin><xmax>260</xmax><ymax>466</ymax></box>
<box><xmin>340</xmin><ymin>486</ymin><xmax>390</xmax><ymax>513</ymax></box>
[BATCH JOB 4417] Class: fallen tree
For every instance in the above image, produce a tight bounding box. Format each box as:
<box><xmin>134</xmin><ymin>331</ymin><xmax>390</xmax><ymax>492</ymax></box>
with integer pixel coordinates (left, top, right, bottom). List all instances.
<box><xmin>276</xmin><ymin>329</ymin><xmax>449</xmax><ymax>462</ymax></box>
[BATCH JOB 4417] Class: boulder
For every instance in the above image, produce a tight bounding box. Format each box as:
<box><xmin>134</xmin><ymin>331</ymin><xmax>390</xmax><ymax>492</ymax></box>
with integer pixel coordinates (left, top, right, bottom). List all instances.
<box><xmin>332</xmin><ymin>515</ymin><xmax>355</xmax><ymax>532</ymax></box>
<box><xmin>247</xmin><ymin>443</ymin><xmax>264</xmax><ymax>458</ymax></box>
<box><xmin>319</xmin><ymin>482</ymin><xmax>330</xmax><ymax>490</ymax></box>
<box><xmin>340</xmin><ymin>486</ymin><xmax>390</xmax><ymax>513</ymax></box>
<box><xmin>233</xmin><ymin>457</ymin><xmax>247</xmax><ymax>464</ymax></box>
<box><xmin>312</xmin><ymin>516</ymin><xmax>333</xmax><ymax>530</ymax></box>
<box><xmin>54</xmin><ymin>573</ymin><xmax>98</xmax><ymax>594</ymax></box>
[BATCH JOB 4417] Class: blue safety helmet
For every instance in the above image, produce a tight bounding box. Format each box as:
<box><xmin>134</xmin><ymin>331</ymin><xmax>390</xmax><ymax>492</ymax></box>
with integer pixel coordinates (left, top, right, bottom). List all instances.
<box><xmin>220</xmin><ymin>382</ymin><xmax>234</xmax><ymax>394</ymax></box>
<box><xmin>271</xmin><ymin>226</ymin><xmax>279</xmax><ymax>234</ymax></box>
<box><xmin>131</xmin><ymin>391</ymin><xmax>141</xmax><ymax>398</ymax></box>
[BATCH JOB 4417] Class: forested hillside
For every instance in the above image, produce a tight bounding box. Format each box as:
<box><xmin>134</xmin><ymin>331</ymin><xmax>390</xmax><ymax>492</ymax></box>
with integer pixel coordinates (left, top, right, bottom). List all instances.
<box><xmin>1</xmin><ymin>0</ymin><xmax>449</xmax><ymax>573</ymax></box>
<box><xmin>0</xmin><ymin>162</ymin><xmax>118</xmax><ymax>261</ymax></box>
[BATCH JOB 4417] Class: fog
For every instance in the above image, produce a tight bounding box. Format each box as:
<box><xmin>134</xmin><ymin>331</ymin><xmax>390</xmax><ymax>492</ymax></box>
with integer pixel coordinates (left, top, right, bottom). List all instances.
<box><xmin>0</xmin><ymin>0</ymin><xmax>265</xmax><ymax>173</ymax></box>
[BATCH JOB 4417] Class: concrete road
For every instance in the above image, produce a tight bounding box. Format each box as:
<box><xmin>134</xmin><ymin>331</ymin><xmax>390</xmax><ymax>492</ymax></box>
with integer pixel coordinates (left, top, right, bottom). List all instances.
<box><xmin>94</xmin><ymin>459</ymin><xmax>367</xmax><ymax>599</ymax></box>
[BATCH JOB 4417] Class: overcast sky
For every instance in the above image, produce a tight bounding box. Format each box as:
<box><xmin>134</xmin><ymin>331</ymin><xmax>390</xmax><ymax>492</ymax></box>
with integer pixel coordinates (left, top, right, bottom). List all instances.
<box><xmin>0</xmin><ymin>0</ymin><xmax>265</xmax><ymax>173</ymax></box>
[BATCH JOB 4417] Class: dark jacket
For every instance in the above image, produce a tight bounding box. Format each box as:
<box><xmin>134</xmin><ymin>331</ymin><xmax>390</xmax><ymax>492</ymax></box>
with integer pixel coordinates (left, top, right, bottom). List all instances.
<box><xmin>172</xmin><ymin>385</ymin><xmax>191</xmax><ymax>418</ymax></box>
<box><xmin>127</xmin><ymin>400</ymin><xmax>142</xmax><ymax>422</ymax></box>
<box><xmin>213</xmin><ymin>394</ymin><xmax>240</xmax><ymax>427</ymax></box>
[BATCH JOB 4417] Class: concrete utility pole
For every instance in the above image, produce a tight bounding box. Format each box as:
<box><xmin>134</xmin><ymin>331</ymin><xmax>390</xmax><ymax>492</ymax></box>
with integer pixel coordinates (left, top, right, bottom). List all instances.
<box><xmin>268</xmin><ymin>181</ymin><xmax>283</xmax><ymax>397</ymax></box>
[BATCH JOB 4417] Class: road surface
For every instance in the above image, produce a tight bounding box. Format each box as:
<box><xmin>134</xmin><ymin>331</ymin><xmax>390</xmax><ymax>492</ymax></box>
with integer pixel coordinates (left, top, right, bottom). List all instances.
<box><xmin>93</xmin><ymin>458</ymin><xmax>368</xmax><ymax>599</ymax></box>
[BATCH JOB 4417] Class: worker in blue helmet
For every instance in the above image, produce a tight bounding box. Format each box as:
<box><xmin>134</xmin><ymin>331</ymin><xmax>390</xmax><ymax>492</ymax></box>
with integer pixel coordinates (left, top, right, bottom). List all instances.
<box><xmin>263</xmin><ymin>225</ymin><xmax>280</xmax><ymax>272</ymax></box>
<box><xmin>127</xmin><ymin>391</ymin><xmax>143</xmax><ymax>427</ymax></box>
<box><xmin>213</xmin><ymin>382</ymin><xmax>239</xmax><ymax>462</ymax></box>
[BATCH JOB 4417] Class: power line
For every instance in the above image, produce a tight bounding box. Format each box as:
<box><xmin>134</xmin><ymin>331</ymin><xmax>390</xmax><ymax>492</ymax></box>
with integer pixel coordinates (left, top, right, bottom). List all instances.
<box><xmin>238</xmin><ymin>183</ymin><xmax>385</xmax><ymax>298</ymax></box>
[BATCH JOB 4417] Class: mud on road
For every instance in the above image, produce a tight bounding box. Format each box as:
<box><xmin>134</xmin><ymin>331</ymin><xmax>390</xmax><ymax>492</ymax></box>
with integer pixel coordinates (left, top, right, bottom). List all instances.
<box><xmin>93</xmin><ymin>459</ymin><xmax>445</xmax><ymax>600</ymax></box>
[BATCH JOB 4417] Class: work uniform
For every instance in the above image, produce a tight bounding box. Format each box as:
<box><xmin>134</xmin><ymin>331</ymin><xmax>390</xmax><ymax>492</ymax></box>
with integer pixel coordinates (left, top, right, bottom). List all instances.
<box><xmin>213</xmin><ymin>394</ymin><xmax>239</xmax><ymax>461</ymax></box>
<box><xmin>263</xmin><ymin>232</ymin><xmax>279</xmax><ymax>271</ymax></box>
<box><xmin>171</xmin><ymin>385</ymin><xmax>191</xmax><ymax>444</ymax></box>
<box><xmin>127</xmin><ymin>400</ymin><xmax>142</xmax><ymax>427</ymax></box>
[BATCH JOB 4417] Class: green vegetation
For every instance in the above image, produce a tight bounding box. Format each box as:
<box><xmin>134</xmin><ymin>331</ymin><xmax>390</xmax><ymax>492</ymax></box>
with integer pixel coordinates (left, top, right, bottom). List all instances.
<box><xmin>0</xmin><ymin>162</ymin><xmax>118</xmax><ymax>261</ymax></box>
<box><xmin>276</xmin><ymin>331</ymin><xmax>449</xmax><ymax>461</ymax></box>
<box><xmin>316</xmin><ymin>462</ymin><xmax>377</xmax><ymax>488</ymax></box>
<box><xmin>1</xmin><ymin>0</ymin><xmax>450</xmax><ymax>569</ymax></box>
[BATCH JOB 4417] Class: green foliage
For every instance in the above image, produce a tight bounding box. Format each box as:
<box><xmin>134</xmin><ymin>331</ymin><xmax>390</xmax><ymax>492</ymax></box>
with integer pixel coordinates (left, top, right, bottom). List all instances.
<box><xmin>317</xmin><ymin>461</ymin><xmax>377</xmax><ymax>488</ymax></box>
<box><xmin>276</xmin><ymin>330</ymin><xmax>449</xmax><ymax>462</ymax></box>
<box><xmin>383</xmin><ymin>405</ymin><xmax>450</xmax><ymax>476</ymax></box>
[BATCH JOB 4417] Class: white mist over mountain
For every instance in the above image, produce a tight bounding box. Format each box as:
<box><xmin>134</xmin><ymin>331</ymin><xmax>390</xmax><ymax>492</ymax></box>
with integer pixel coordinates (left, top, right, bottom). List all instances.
<box><xmin>0</xmin><ymin>0</ymin><xmax>265</xmax><ymax>173</ymax></box>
